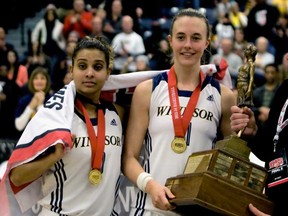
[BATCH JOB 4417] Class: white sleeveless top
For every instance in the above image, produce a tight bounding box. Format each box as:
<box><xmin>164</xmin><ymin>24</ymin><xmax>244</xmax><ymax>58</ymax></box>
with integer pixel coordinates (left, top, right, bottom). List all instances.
<box><xmin>38</xmin><ymin>101</ymin><xmax>123</xmax><ymax>216</ymax></box>
<box><xmin>131</xmin><ymin>71</ymin><xmax>222</xmax><ymax>215</ymax></box>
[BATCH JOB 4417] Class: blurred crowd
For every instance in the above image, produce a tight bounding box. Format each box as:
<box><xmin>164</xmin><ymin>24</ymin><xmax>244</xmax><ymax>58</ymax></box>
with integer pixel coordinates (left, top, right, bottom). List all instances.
<box><xmin>0</xmin><ymin>0</ymin><xmax>287</xmax><ymax>148</ymax></box>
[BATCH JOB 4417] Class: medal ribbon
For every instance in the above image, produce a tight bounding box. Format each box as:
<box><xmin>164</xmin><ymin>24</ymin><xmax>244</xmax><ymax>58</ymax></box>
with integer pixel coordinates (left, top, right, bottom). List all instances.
<box><xmin>75</xmin><ymin>99</ymin><xmax>105</xmax><ymax>171</ymax></box>
<box><xmin>168</xmin><ymin>66</ymin><xmax>204</xmax><ymax>138</ymax></box>
<box><xmin>273</xmin><ymin>98</ymin><xmax>288</xmax><ymax>152</ymax></box>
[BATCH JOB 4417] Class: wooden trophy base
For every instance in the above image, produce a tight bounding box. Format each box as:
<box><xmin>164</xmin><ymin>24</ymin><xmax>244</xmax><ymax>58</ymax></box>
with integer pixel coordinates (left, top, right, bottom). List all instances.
<box><xmin>165</xmin><ymin>171</ymin><xmax>274</xmax><ymax>216</ymax></box>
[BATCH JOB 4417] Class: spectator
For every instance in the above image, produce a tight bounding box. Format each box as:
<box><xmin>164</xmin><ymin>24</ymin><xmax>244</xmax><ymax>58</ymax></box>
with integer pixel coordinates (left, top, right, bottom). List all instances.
<box><xmin>91</xmin><ymin>15</ymin><xmax>110</xmax><ymax>42</ymax></box>
<box><xmin>210</xmin><ymin>37</ymin><xmax>243</xmax><ymax>89</ymax></box>
<box><xmin>120</xmin><ymin>54</ymin><xmax>150</xmax><ymax>74</ymax></box>
<box><xmin>273</xmin><ymin>14</ymin><xmax>288</xmax><ymax>65</ymax></box>
<box><xmin>254</xmin><ymin>36</ymin><xmax>275</xmax><ymax>81</ymax></box>
<box><xmin>6</xmin><ymin>49</ymin><xmax>28</xmax><ymax>89</ymax></box>
<box><xmin>103</xmin><ymin>0</ymin><xmax>123</xmax><ymax>41</ymax></box>
<box><xmin>15</xmin><ymin>67</ymin><xmax>52</xmax><ymax>132</ymax></box>
<box><xmin>244</xmin><ymin>0</ymin><xmax>280</xmax><ymax>47</ymax></box>
<box><xmin>229</xmin><ymin>1</ymin><xmax>248</xmax><ymax>29</ymax></box>
<box><xmin>62</xmin><ymin>0</ymin><xmax>93</xmax><ymax>39</ymax></box>
<box><xmin>51</xmin><ymin>40</ymin><xmax>77</xmax><ymax>92</ymax></box>
<box><xmin>150</xmin><ymin>38</ymin><xmax>172</xmax><ymax>70</ymax></box>
<box><xmin>0</xmin><ymin>62</ymin><xmax>23</xmax><ymax>140</ymax></box>
<box><xmin>253</xmin><ymin>63</ymin><xmax>280</xmax><ymax>128</ymax></box>
<box><xmin>111</xmin><ymin>15</ymin><xmax>146</xmax><ymax>74</ymax></box>
<box><xmin>212</xmin><ymin>13</ymin><xmax>235</xmax><ymax>48</ymax></box>
<box><xmin>31</xmin><ymin>4</ymin><xmax>66</xmax><ymax>75</ymax></box>
<box><xmin>233</xmin><ymin>27</ymin><xmax>249</xmax><ymax>60</ymax></box>
<box><xmin>0</xmin><ymin>27</ymin><xmax>14</xmax><ymax>67</ymax></box>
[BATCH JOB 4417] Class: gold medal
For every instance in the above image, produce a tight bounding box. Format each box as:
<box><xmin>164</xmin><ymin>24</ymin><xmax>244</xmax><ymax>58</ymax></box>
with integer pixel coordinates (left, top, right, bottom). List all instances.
<box><xmin>171</xmin><ymin>137</ymin><xmax>187</xmax><ymax>153</ymax></box>
<box><xmin>89</xmin><ymin>169</ymin><xmax>102</xmax><ymax>185</ymax></box>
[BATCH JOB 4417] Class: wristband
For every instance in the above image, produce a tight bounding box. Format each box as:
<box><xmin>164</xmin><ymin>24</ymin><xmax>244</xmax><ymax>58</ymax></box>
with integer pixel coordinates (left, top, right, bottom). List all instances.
<box><xmin>136</xmin><ymin>172</ymin><xmax>153</xmax><ymax>192</ymax></box>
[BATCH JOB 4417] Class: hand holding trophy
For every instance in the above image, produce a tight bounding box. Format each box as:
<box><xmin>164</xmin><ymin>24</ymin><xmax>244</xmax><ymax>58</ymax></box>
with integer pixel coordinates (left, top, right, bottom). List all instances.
<box><xmin>165</xmin><ymin>44</ymin><xmax>274</xmax><ymax>216</ymax></box>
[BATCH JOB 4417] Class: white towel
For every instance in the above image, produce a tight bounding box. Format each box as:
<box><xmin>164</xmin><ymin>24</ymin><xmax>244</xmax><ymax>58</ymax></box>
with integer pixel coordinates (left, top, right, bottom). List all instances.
<box><xmin>0</xmin><ymin>81</ymin><xmax>76</xmax><ymax>215</ymax></box>
<box><xmin>0</xmin><ymin>61</ymin><xmax>231</xmax><ymax>216</ymax></box>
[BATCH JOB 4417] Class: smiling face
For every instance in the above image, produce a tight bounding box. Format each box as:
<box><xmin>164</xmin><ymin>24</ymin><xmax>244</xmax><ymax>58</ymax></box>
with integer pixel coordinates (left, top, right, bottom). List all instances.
<box><xmin>168</xmin><ymin>16</ymin><xmax>209</xmax><ymax>68</ymax></box>
<box><xmin>33</xmin><ymin>73</ymin><xmax>48</xmax><ymax>92</ymax></box>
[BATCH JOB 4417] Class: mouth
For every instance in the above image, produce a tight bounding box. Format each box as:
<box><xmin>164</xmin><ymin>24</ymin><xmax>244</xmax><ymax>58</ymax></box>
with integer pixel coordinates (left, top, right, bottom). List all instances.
<box><xmin>181</xmin><ymin>52</ymin><xmax>194</xmax><ymax>57</ymax></box>
<box><xmin>82</xmin><ymin>81</ymin><xmax>96</xmax><ymax>87</ymax></box>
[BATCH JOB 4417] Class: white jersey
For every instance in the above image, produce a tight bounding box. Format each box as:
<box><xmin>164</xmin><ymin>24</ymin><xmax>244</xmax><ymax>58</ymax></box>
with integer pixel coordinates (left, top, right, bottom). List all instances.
<box><xmin>130</xmin><ymin>71</ymin><xmax>222</xmax><ymax>215</ymax></box>
<box><xmin>38</xmin><ymin>101</ymin><xmax>123</xmax><ymax>215</ymax></box>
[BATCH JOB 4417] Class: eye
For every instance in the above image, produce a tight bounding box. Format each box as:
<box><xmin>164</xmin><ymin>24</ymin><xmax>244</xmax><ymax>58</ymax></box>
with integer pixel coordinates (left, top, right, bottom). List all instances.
<box><xmin>94</xmin><ymin>63</ymin><xmax>104</xmax><ymax>71</ymax></box>
<box><xmin>177</xmin><ymin>35</ymin><xmax>185</xmax><ymax>41</ymax></box>
<box><xmin>192</xmin><ymin>35</ymin><xmax>201</xmax><ymax>41</ymax></box>
<box><xmin>78</xmin><ymin>63</ymin><xmax>87</xmax><ymax>70</ymax></box>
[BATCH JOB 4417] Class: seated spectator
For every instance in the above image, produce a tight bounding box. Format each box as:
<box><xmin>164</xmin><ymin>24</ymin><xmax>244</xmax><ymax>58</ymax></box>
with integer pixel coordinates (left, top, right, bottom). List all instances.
<box><xmin>150</xmin><ymin>38</ymin><xmax>171</xmax><ymax>70</ymax></box>
<box><xmin>66</xmin><ymin>30</ymin><xmax>80</xmax><ymax>43</ymax></box>
<box><xmin>62</xmin><ymin>0</ymin><xmax>93</xmax><ymax>39</ymax></box>
<box><xmin>0</xmin><ymin>64</ymin><xmax>23</xmax><ymax>140</ymax></box>
<box><xmin>253</xmin><ymin>63</ymin><xmax>280</xmax><ymax>128</ymax></box>
<box><xmin>91</xmin><ymin>15</ymin><xmax>110</xmax><ymax>42</ymax></box>
<box><xmin>103</xmin><ymin>0</ymin><xmax>123</xmax><ymax>41</ymax></box>
<box><xmin>233</xmin><ymin>27</ymin><xmax>249</xmax><ymax>60</ymax></box>
<box><xmin>6</xmin><ymin>49</ymin><xmax>28</xmax><ymax>88</ymax></box>
<box><xmin>0</xmin><ymin>27</ymin><xmax>14</xmax><ymax>67</ymax></box>
<box><xmin>228</xmin><ymin>1</ymin><xmax>248</xmax><ymax>29</ymax></box>
<box><xmin>120</xmin><ymin>54</ymin><xmax>150</xmax><ymax>74</ymax></box>
<box><xmin>15</xmin><ymin>67</ymin><xmax>52</xmax><ymax>132</ymax></box>
<box><xmin>111</xmin><ymin>15</ymin><xmax>146</xmax><ymax>74</ymax></box>
<box><xmin>51</xmin><ymin>40</ymin><xmax>77</xmax><ymax>92</ymax></box>
<box><xmin>254</xmin><ymin>36</ymin><xmax>275</xmax><ymax>85</ymax></box>
<box><xmin>212</xmin><ymin>13</ymin><xmax>235</xmax><ymax>48</ymax></box>
<box><xmin>210</xmin><ymin>37</ymin><xmax>243</xmax><ymax>89</ymax></box>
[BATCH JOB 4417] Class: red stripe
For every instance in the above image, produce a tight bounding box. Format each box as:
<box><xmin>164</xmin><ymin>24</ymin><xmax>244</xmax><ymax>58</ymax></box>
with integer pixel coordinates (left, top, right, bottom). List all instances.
<box><xmin>9</xmin><ymin>130</ymin><xmax>72</xmax><ymax>164</ymax></box>
<box><xmin>268</xmin><ymin>177</ymin><xmax>288</xmax><ymax>188</ymax></box>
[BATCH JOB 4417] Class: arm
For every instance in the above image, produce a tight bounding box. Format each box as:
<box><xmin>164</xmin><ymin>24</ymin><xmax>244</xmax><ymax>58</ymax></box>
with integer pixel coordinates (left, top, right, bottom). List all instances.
<box><xmin>9</xmin><ymin>143</ymin><xmax>64</xmax><ymax>187</ymax></box>
<box><xmin>230</xmin><ymin>105</ymin><xmax>258</xmax><ymax>137</ymax></box>
<box><xmin>122</xmin><ymin>80</ymin><xmax>151</xmax><ymax>185</ymax></box>
<box><xmin>15</xmin><ymin>92</ymin><xmax>46</xmax><ymax>131</ymax></box>
<box><xmin>121</xmin><ymin>80</ymin><xmax>175</xmax><ymax>211</ymax></box>
<box><xmin>220</xmin><ymin>84</ymin><xmax>237</xmax><ymax>138</ymax></box>
<box><xmin>15</xmin><ymin>106</ymin><xmax>34</xmax><ymax>131</ymax></box>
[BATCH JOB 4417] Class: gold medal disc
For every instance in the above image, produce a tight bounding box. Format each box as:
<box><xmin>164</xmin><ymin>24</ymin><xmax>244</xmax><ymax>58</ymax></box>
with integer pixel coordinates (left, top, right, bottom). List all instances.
<box><xmin>171</xmin><ymin>137</ymin><xmax>187</xmax><ymax>153</ymax></box>
<box><xmin>89</xmin><ymin>169</ymin><xmax>102</xmax><ymax>185</ymax></box>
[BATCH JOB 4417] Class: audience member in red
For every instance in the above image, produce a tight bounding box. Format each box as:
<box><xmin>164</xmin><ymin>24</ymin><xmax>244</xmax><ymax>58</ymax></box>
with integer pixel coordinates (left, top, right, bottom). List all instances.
<box><xmin>62</xmin><ymin>0</ymin><xmax>93</xmax><ymax>39</ymax></box>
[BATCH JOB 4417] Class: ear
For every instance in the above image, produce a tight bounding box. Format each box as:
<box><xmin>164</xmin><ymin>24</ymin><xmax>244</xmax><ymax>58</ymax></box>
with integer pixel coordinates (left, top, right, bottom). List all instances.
<box><xmin>167</xmin><ymin>35</ymin><xmax>172</xmax><ymax>45</ymax></box>
<box><xmin>69</xmin><ymin>65</ymin><xmax>73</xmax><ymax>78</ymax></box>
<box><xmin>205</xmin><ymin>38</ymin><xmax>211</xmax><ymax>49</ymax></box>
<box><xmin>106</xmin><ymin>68</ymin><xmax>111</xmax><ymax>80</ymax></box>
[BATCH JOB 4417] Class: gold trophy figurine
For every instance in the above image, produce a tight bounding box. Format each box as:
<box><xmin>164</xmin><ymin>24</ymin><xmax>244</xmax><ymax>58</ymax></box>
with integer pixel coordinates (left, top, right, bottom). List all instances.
<box><xmin>215</xmin><ymin>43</ymin><xmax>258</xmax><ymax>160</ymax></box>
<box><xmin>165</xmin><ymin>44</ymin><xmax>274</xmax><ymax>216</ymax></box>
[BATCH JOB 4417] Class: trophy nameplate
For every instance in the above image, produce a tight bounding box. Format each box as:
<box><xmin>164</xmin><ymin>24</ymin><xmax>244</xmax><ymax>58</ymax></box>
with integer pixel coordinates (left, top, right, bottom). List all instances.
<box><xmin>165</xmin><ymin>44</ymin><xmax>274</xmax><ymax>215</ymax></box>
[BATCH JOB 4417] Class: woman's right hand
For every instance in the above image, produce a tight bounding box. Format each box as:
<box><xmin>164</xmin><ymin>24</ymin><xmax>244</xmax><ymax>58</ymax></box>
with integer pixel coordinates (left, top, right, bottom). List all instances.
<box><xmin>230</xmin><ymin>105</ymin><xmax>257</xmax><ymax>137</ymax></box>
<box><xmin>145</xmin><ymin>179</ymin><xmax>176</xmax><ymax>211</ymax></box>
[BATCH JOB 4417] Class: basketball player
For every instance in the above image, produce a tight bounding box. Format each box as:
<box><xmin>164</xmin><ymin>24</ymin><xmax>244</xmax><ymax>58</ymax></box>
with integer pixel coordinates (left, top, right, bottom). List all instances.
<box><xmin>8</xmin><ymin>35</ymin><xmax>125</xmax><ymax>215</ymax></box>
<box><xmin>122</xmin><ymin>8</ymin><xmax>236</xmax><ymax>215</ymax></box>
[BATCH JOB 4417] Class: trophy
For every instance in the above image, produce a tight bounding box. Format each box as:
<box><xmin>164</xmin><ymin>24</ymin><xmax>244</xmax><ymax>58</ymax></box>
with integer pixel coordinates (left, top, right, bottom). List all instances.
<box><xmin>165</xmin><ymin>44</ymin><xmax>274</xmax><ymax>215</ymax></box>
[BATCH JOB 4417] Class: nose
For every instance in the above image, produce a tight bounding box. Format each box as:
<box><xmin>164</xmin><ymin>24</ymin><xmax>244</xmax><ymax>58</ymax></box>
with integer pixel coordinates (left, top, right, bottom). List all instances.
<box><xmin>184</xmin><ymin>39</ymin><xmax>192</xmax><ymax>48</ymax></box>
<box><xmin>86</xmin><ymin>67</ymin><xmax>95</xmax><ymax>77</ymax></box>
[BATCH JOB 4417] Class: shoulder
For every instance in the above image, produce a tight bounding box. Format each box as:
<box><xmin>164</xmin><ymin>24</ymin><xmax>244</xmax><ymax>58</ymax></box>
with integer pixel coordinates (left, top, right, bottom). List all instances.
<box><xmin>220</xmin><ymin>84</ymin><xmax>236</xmax><ymax>107</ymax></box>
